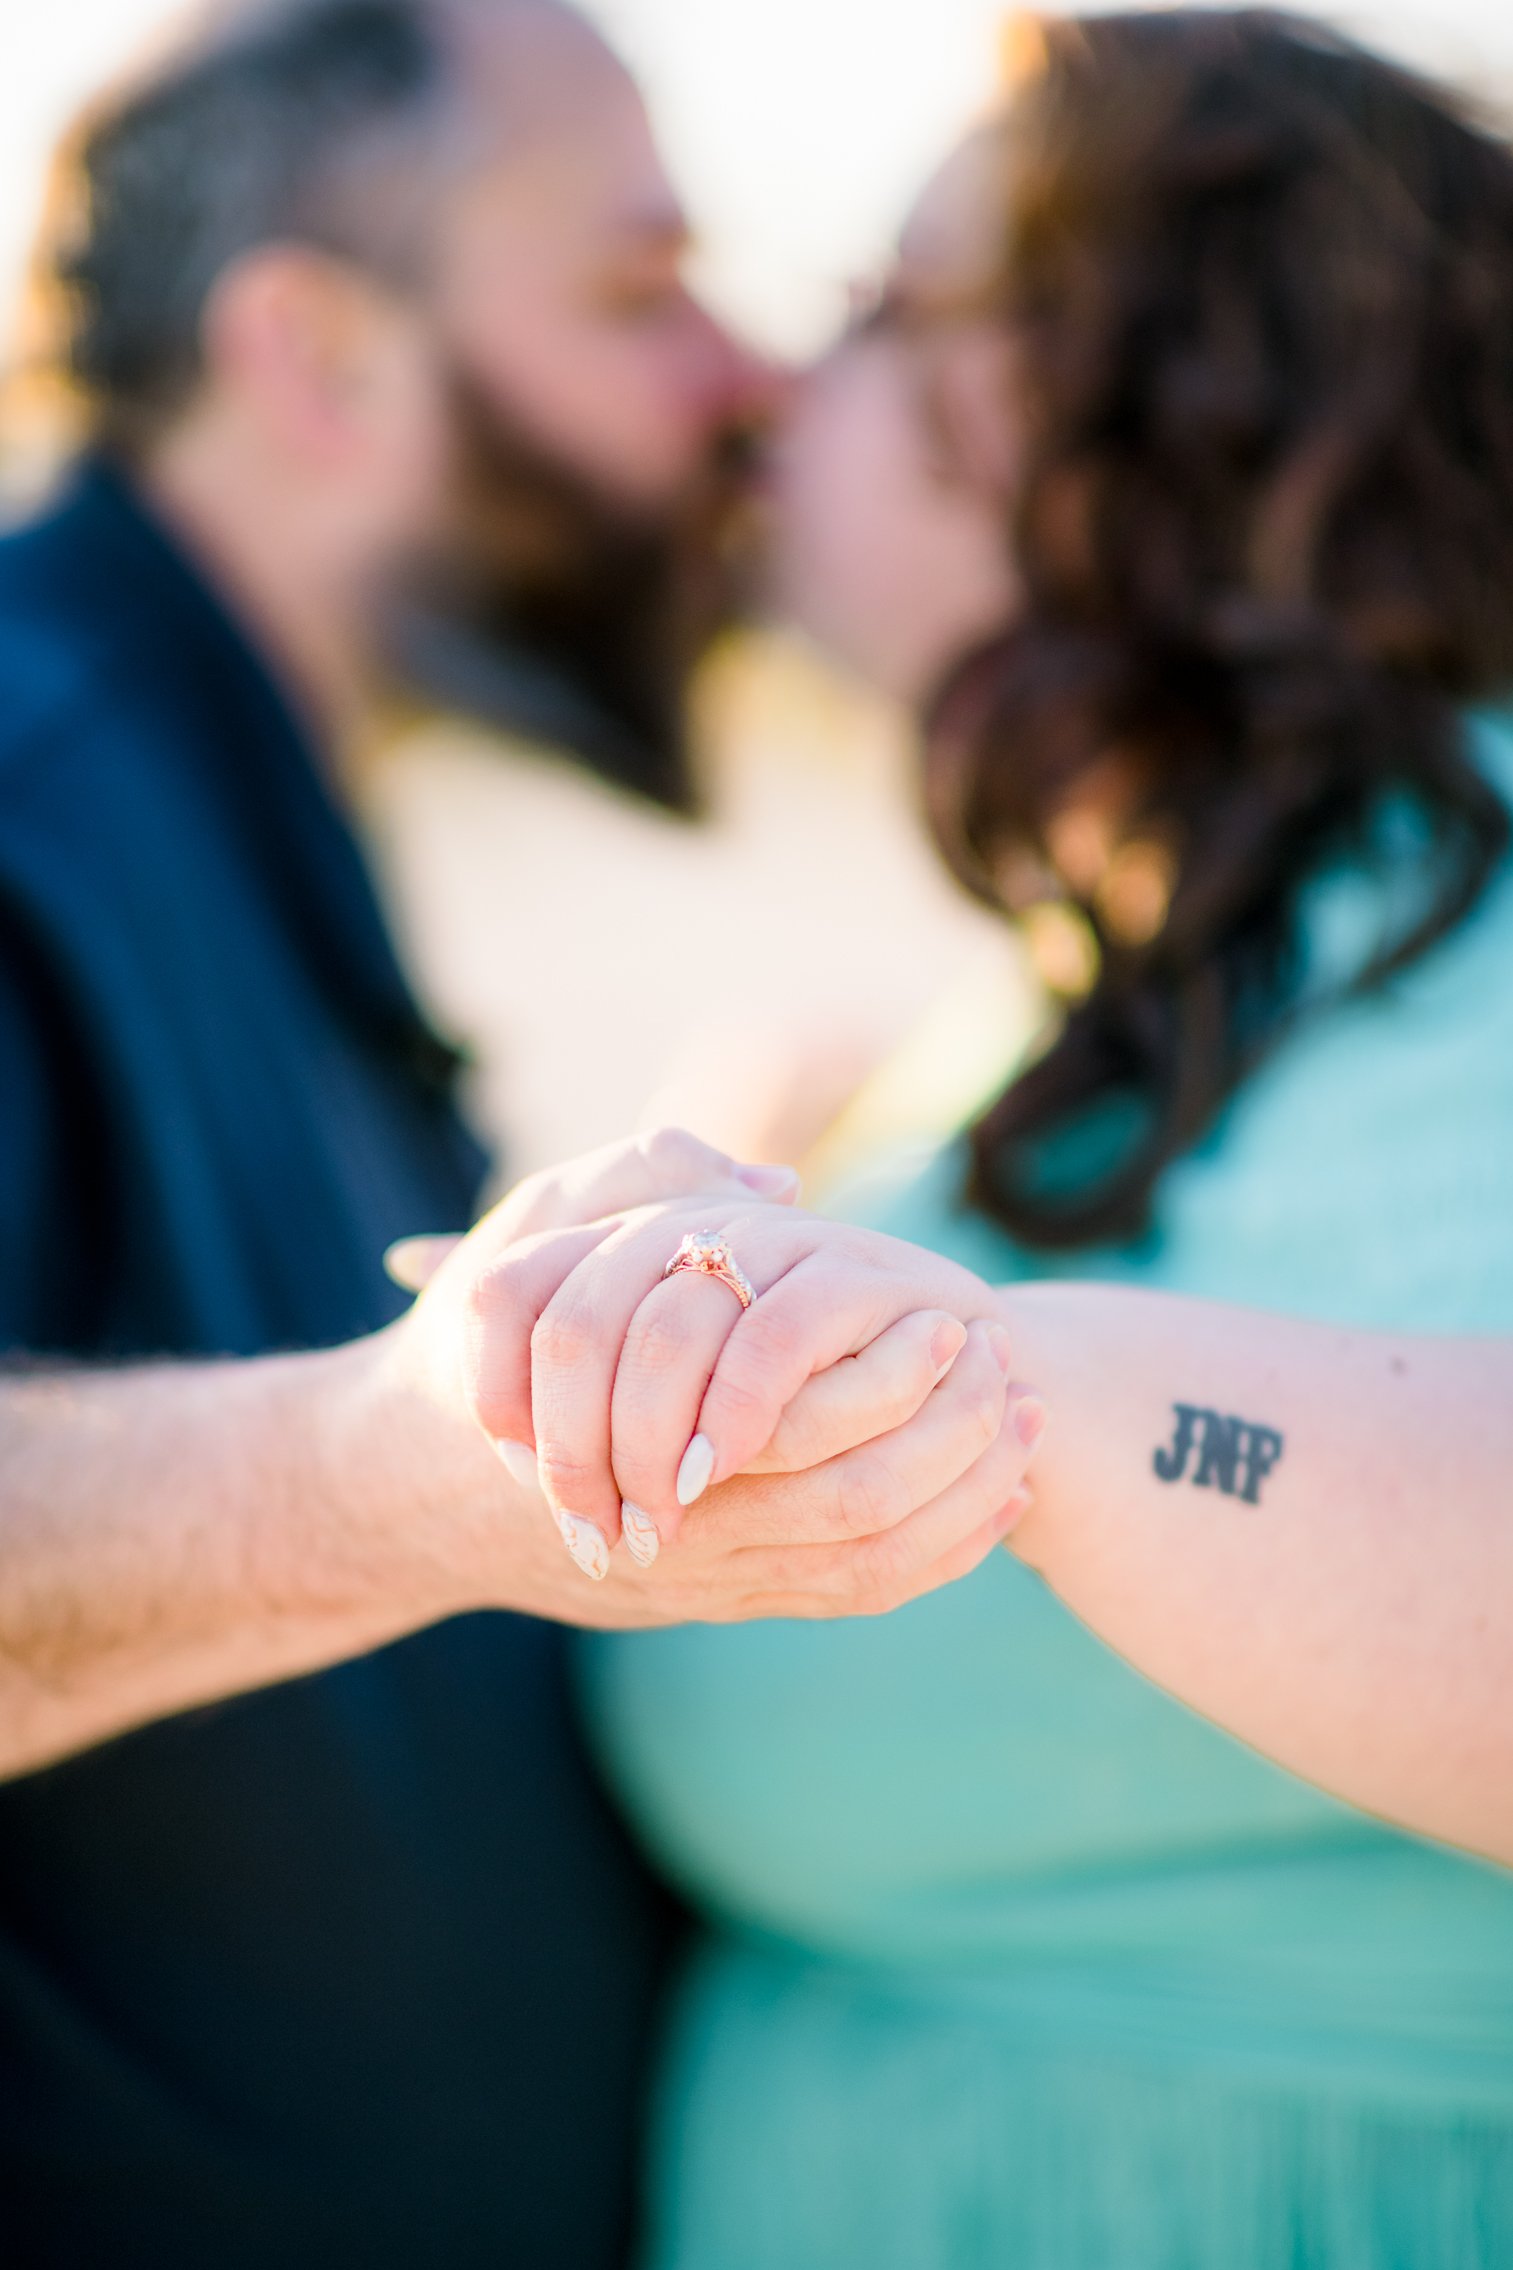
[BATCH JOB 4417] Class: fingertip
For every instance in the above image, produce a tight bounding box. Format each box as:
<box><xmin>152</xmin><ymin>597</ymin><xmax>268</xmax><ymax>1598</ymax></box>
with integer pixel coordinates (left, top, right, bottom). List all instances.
<box><xmin>927</xmin><ymin>1313</ymin><xmax>969</xmax><ymax>1383</ymax></box>
<box><xmin>733</xmin><ymin>1162</ymin><xmax>802</xmax><ymax>1201</ymax></box>
<box><xmin>495</xmin><ymin>1438</ymin><xmax>542</xmax><ymax>1493</ymax></box>
<box><xmin>621</xmin><ymin>1501</ymin><xmax>661</xmax><ymax>1568</ymax></box>
<box><xmin>541</xmin><ymin>1470</ymin><xmax>625</xmax><ymax>1556</ymax></box>
<box><xmin>382</xmin><ymin>1240</ymin><xmax>420</xmax><ymax>1292</ymax></box>
<box><xmin>676</xmin><ymin>1433</ymin><xmax>716</xmax><ymax>1506</ymax></box>
<box><xmin>554</xmin><ymin>1511</ymin><xmax>612</xmax><ymax>1582</ymax></box>
<box><xmin>1008</xmin><ymin>1392</ymin><xmax>1048</xmax><ymax>1453</ymax></box>
<box><xmin>999</xmin><ymin>1484</ymin><xmax>1035</xmax><ymax>1536</ymax></box>
<box><xmin>383</xmin><ymin>1234</ymin><xmax>462</xmax><ymax>1294</ymax></box>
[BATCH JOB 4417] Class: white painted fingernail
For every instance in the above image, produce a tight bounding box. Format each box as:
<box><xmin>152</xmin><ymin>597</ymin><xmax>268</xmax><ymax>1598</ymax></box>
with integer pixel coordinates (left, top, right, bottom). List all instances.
<box><xmin>676</xmin><ymin>1433</ymin><xmax>715</xmax><ymax>1507</ymax></box>
<box><xmin>495</xmin><ymin>1438</ymin><xmax>542</xmax><ymax>1493</ymax></box>
<box><xmin>621</xmin><ymin>1502</ymin><xmax>661</xmax><ymax>1568</ymax></box>
<box><xmin>556</xmin><ymin>1512</ymin><xmax>610</xmax><ymax>1582</ymax></box>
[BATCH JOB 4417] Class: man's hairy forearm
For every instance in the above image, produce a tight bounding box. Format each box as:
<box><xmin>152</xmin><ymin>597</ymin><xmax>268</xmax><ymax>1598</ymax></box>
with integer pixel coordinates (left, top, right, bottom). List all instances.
<box><xmin>1001</xmin><ymin>1284</ymin><xmax>1513</xmax><ymax>1866</ymax></box>
<box><xmin>0</xmin><ymin>1343</ymin><xmax>462</xmax><ymax>1779</ymax></box>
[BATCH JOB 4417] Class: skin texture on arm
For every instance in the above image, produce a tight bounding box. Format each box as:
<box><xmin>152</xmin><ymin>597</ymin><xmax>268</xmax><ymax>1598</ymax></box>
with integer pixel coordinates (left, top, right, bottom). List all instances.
<box><xmin>999</xmin><ymin>1283</ymin><xmax>1513</xmax><ymax>1868</ymax></box>
<box><xmin>0</xmin><ymin>1343</ymin><xmax>474</xmax><ymax>1780</ymax></box>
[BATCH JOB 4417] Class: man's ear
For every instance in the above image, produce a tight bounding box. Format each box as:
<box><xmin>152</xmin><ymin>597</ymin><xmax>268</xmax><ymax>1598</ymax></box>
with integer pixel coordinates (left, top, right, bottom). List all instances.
<box><xmin>199</xmin><ymin>245</ymin><xmax>395</xmax><ymax>461</ymax></box>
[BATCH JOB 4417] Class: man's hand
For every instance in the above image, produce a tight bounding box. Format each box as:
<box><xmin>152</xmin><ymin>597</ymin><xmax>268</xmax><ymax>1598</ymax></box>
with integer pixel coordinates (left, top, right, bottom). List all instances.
<box><xmin>0</xmin><ymin>1128</ymin><xmax>1041</xmax><ymax>1777</ymax></box>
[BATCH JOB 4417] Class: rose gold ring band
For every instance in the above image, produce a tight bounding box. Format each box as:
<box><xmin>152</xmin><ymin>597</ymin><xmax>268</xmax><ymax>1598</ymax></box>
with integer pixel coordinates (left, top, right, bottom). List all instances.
<box><xmin>661</xmin><ymin>1231</ymin><xmax>757</xmax><ymax>1311</ymax></box>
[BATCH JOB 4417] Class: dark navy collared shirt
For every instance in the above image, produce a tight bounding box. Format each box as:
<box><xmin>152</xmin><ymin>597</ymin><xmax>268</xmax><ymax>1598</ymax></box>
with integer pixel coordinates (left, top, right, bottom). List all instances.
<box><xmin>0</xmin><ymin>462</ymin><xmax>674</xmax><ymax>2269</ymax></box>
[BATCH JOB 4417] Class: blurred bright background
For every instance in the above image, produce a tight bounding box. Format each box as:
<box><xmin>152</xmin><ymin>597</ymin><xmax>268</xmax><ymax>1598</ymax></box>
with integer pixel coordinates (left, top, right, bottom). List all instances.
<box><xmin>7</xmin><ymin>0</ymin><xmax>1513</xmax><ymax>358</ymax></box>
<box><xmin>6</xmin><ymin>0</ymin><xmax>1513</xmax><ymax>1183</ymax></box>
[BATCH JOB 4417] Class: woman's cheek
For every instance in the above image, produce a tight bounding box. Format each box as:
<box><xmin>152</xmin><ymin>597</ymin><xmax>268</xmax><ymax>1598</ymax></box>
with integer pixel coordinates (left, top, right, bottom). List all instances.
<box><xmin>772</xmin><ymin>346</ymin><xmax>919</xmax><ymax>692</ymax></box>
<box><xmin>774</xmin><ymin>341</ymin><xmax>1015</xmax><ymax>707</ymax></box>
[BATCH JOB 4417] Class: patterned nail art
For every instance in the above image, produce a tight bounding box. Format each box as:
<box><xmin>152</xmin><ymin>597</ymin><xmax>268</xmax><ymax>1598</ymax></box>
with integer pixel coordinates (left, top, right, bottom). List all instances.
<box><xmin>555</xmin><ymin>1512</ymin><xmax>609</xmax><ymax>1582</ymax></box>
<box><xmin>621</xmin><ymin>1503</ymin><xmax>661</xmax><ymax>1569</ymax></box>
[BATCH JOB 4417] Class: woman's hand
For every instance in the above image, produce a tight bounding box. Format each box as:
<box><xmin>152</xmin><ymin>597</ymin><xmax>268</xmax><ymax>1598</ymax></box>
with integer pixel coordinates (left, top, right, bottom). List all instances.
<box><xmin>454</xmin><ymin>1187</ymin><xmax>1044</xmax><ymax>1576</ymax></box>
<box><xmin>381</xmin><ymin>1127</ymin><xmax>1042</xmax><ymax>1619</ymax></box>
<box><xmin>576</xmin><ymin>1313</ymin><xmax>1035</xmax><ymax>1621</ymax></box>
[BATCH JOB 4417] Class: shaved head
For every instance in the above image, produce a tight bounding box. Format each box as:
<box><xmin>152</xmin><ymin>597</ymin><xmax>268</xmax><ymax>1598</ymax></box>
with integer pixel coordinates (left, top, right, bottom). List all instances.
<box><xmin>445</xmin><ymin>0</ymin><xmax>627</xmax><ymax>140</ymax></box>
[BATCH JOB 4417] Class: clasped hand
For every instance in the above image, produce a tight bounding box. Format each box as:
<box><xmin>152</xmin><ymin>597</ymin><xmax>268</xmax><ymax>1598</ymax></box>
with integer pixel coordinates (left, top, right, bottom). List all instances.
<box><xmin>387</xmin><ymin>1130</ymin><xmax>1044</xmax><ymax>1626</ymax></box>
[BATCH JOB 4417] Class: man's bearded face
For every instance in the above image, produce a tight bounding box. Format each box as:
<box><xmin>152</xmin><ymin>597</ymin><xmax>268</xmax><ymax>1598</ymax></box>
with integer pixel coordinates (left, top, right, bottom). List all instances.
<box><xmin>396</xmin><ymin>363</ymin><xmax>765</xmax><ymax>813</ymax></box>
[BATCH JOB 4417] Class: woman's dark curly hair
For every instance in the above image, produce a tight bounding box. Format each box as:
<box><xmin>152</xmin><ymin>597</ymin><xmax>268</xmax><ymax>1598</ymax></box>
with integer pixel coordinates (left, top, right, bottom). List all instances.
<box><xmin>925</xmin><ymin>8</ymin><xmax>1513</xmax><ymax>1249</ymax></box>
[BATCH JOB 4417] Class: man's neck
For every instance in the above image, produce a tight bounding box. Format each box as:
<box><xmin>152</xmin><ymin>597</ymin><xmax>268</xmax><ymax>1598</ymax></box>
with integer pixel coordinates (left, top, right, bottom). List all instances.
<box><xmin>138</xmin><ymin>422</ymin><xmax>381</xmax><ymax>773</ymax></box>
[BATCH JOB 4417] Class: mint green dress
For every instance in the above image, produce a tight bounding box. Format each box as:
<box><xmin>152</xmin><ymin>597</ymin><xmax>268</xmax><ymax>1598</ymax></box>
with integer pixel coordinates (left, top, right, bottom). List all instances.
<box><xmin>583</xmin><ymin>713</ymin><xmax>1513</xmax><ymax>2269</ymax></box>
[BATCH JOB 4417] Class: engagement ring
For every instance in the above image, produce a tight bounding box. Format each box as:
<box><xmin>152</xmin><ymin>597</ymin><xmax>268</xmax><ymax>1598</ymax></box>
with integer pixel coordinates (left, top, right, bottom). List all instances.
<box><xmin>662</xmin><ymin>1232</ymin><xmax>757</xmax><ymax>1310</ymax></box>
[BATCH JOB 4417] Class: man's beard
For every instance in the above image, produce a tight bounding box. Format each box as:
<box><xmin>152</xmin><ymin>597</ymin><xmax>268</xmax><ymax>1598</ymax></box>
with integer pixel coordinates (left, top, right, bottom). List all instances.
<box><xmin>390</xmin><ymin>368</ymin><xmax>762</xmax><ymax>814</ymax></box>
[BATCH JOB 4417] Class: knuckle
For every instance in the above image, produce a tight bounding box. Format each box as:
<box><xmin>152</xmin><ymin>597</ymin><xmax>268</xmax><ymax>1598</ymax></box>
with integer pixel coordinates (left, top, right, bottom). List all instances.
<box><xmin>761</xmin><ymin>1400</ymin><xmax>824</xmax><ymax>1475</ymax></box>
<box><xmin>620</xmin><ymin>1296</ymin><xmax>689</xmax><ymax>1382</ymax></box>
<box><xmin>462</xmin><ymin>1247</ymin><xmax>535</xmax><ymax>1327</ymax></box>
<box><xmin>534</xmin><ymin>1442</ymin><xmax>603</xmax><ymax>1502</ymax></box>
<box><xmin>459</xmin><ymin>1257</ymin><xmax>505</xmax><ymax>1336</ymax></box>
<box><xmin>964</xmin><ymin>1379</ymin><xmax>1007</xmax><ymax>1452</ymax></box>
<box><xmin>531</xmin><ymin>1298</ymin><xmax>600</xmax><ymax>1374</ymax></box>
<box><xmin>533</xmin><ymin>1443</ymin><xmax>603</xmax><ymax>1498</ymax></box>
<box><xmin>638</xmin><ymin>1125</ymin><xmax>713</xmax><ymax>1189</ymax></box>
<box><xmin>867</xmin><ymin>1377</ymin><xmax>920</xmax><ymax>1441</ymax></box>
<box><xmin>851</xmin><ymin>1517</ymin><xmax>923</xmax><ymax>1600</ymax></box>
<box><xmin>458</xmin><ymin>1268</ymin><xmax>527</xmax><ymax>1397</ymax></box>
<box><xmin>832</xmin><ymin>1452</ymin><xmax>903</xmax><ymax>1540</ymax></box>
<box><xmin>704</xmin><ymin>1359</ymin><xmax>783</xmax><ymax>1438</ymax></box>
<box><xmin>466</xmin><ymin>1376</ymin><xmax>518</xmax><ymax>1441</ymax></box>
<box><xmin>736</xmin><ymin>1304</ymin><xmax>806</xmax><ymax>1376</ymax></box>
<box><xmin>753</xmin><ymin>1541</ymin><xmax>829</xmax><ymax>1599</ymax></box>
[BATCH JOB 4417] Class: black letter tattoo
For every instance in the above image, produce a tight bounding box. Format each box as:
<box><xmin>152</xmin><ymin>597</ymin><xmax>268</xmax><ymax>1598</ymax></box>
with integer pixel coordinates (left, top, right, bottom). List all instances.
<box><xmin>1191</xmin><ymin>1411</ymin><xmax>1244</xmax><ymax>1496</ymax></box>
<box><xmin>1152</xmin><ymin>1403</ymin><xmax>1201</xmax><ymax>1483</ymax></box>
<box><xmin>1152</xmin><ymin>1404</ymin><xmax>1285</xmax><ymax>1506</ymax></box>
<box><xmin>1236</xmin><ymin>1425</ymin><xmax>1284</xmax><ymax>1506</ymax></box>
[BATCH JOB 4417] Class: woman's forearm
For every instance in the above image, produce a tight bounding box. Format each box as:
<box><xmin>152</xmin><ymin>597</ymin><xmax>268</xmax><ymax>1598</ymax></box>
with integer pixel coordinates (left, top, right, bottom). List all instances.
<box><xmin>998</xmin><ymin>1284</ymin><xmax>1513</xmax><ymax>1866</ymax></box>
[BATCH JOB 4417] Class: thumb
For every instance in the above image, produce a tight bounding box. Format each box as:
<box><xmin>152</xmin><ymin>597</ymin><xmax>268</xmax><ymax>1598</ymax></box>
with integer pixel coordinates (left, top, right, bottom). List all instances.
<box><xmin>383</xmin><ymin>1233</ymin><xmax>466</xmax><ymax>1295</ymax></box>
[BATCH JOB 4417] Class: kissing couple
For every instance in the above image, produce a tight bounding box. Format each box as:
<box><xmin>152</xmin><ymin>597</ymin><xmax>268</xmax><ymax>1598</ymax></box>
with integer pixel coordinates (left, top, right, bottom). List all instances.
<box><xmin>1</xmin><ymin>4</ymin><xmax>1511</xmax><ymax>2264</ymax></box>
